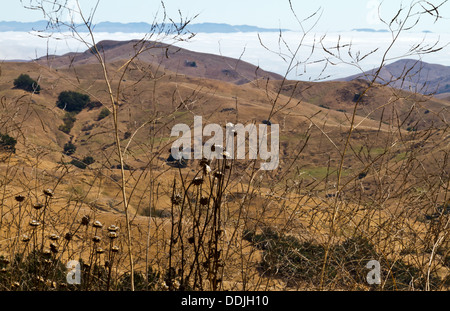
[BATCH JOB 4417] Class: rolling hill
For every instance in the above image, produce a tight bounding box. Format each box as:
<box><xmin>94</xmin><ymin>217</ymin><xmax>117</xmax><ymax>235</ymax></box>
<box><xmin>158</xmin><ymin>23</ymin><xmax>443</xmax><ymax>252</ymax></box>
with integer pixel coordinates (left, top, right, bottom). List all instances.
<box><xmin>35</xmin><ymin>39</ymin><xmax>284</xmax><ymax>85</ymax></box>
<box><xmin>338</xmin><ymin>58</ymin><xmax>450</xmax><ymax>95</ymax></box>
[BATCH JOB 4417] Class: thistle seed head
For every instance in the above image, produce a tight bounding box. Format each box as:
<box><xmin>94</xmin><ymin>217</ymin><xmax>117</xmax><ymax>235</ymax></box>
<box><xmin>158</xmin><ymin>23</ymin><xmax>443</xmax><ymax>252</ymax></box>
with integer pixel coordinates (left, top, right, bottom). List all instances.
<box><xmin>81</xmin><ymin>215</ymin><xmax>90</xmax><ymax>226</ymax></box>
<box><xmin>200</xmin><ymin>197</ymin><xmax>209</xmax><ymax>206</ymax></box>
<box><xmin>107</xmin><ymin>232</ymin><xmax>118</xmax><ymax>239</ymax></box>
<box><xmin>93</xmin><ymin>220</ymin><xmax>103</xmax><ymax>229</ymax></box>
<box><xmin>64</xmin><ymin>232</ymin><xmax>73</xmax><ymax>241</ymax></box>
<box><xmin>29</xmin><ymin>220</ymin><xmax>41</xmax><ymax>227</ymax></box>
<box><xmin>21</xmin><ymin>235</ymin><xmax>31</xmax><ymax>243</ymax></box>
<box><xmin>49</xmin><ymin>234</ymin><xmax>60</xmax><ymax>241</ymax></box>
<box><xmin>107</xmin><ymin>225</ymin><xmax>119</xmax><ymax>232</ymax></box>
<box><xmin>15</xmin><ymin>195</ymin><xmax>25</xmax><ymax>202</ymax></box>
<box><xmin>171</xmin><ymin>194</ymin><xmax>182</xmax><ymax>205</ymax></box>
<box><xmin>192</xmin><ymin>177</ymin><xmax>204</xmax><ymax>186</ymax></box>
<box><xmin>33</xmin><ymin>203</ymin><xmax>44</xmax><ymax>210</ymax></box>
<box><xmin>43</xmin><ymin>189</ymin><xmax>54</xmax><ymax>197</ymax></box>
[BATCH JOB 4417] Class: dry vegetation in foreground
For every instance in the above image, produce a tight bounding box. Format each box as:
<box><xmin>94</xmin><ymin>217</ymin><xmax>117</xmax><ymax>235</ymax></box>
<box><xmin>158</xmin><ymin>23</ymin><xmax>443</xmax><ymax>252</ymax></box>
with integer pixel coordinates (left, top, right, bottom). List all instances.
<box><xmin>0</xmin><ymin>0</ymin><xmax>449</xmax><ymax>291</ymax></box>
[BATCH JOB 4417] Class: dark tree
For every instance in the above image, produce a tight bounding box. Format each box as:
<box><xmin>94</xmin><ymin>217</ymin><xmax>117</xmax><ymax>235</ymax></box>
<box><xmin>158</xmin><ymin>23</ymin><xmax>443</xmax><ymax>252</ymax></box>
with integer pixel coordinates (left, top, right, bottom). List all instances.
<box><xmin>56</xmin><ymin>91</ymin><xmax>90</xmax><ymax>113</ymax></box>
<box><xmin>63</xmin><ymin>142</ymin><xmax>77</xmax><ymax>155</ymax></box>
<box><xmin>13</xmin><ymin>74</ymin><xmax>41</xmax><ymax>94</ymax></box>
<box><xmin>0</xmin><ymin>133</ymin><xmax>17</xmax><ymax>153</ymax></box>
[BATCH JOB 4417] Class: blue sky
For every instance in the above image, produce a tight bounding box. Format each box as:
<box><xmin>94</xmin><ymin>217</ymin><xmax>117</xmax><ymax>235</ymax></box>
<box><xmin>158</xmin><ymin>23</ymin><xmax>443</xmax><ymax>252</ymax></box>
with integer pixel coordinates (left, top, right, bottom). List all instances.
<box><xmin>2</xmin><ymin>1</ymin><xmax>449</xmax><ymax>80</ymax></box>
<box><xmin>5</xmin><ymin>0</ymin><xmax>450</xmax><ymax>33</ymax></box>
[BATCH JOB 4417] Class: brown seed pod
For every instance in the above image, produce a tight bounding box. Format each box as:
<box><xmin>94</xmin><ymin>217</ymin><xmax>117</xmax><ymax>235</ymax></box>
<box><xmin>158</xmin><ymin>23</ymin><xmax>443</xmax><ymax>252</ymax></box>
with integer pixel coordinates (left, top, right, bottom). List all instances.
<box><xmin>43</xmin><ymin>189</ymin><xmax>54</xmax><ymax>197</ymax></box>
<box><xmin>107</xmin><ymin>225</ymin><xmax>119</xmax><ymax>232</ymax></box>
<box><xmin>171</xmin><ymin>194</ymin><xmax>182</xmax><ymax>205</ymax></box>
<box><xmin>64</xmin><ymin>232</ymin><xmax>73</xmax><ymax>241</ymax></box>
<box><xmin>50</xmin><ymin>243</ymin><xmax>58</xmax><ymax>254</ymax></box>
<box><xmin>192</xmin><ymin>177</ymin><xmax>204</xmax><ymax>186</ymax></box>
<box><xmin>111</xmin><ymin>246</ymin><xmax>120</xmax><ymax>253</ymax></box>
<box><xmin>33</xmin><ymin>203</ymin><xmax>44</xmax><ymax>210</ymax></box>
<box><xmin>93</xmin><ymin>220</ymin><xmax>103</xmax><ymax>229</ymax></box>
<box><xmin>49</xmin><ymin>234</ymin><xmax>60</xmax><ymax>241</ymax></box>
<box><xmin>200</xmin><ymin>197</ymin><xmax>209</xmax><ymax>205</ymax></box>
<box><xmin>29</xmin><ymin>220</ymin><xmax>41</xmax><ymax>227</ymax></box>
<box><xmin>214</xmin><ymin>171</ymin><xmax>224</xmax><ymax>180</ymax></box>
<box><xmin>15</xmin><ymin>195</ymin><xmax>25</xmax><ymax>202</ymax></box>
<box><xmin>21</xmin><ymin>235</ymin><xmax>31</xmax><ymax>243</ymax></box>
<box><xmin>96</xmin><ymin>248</ymin><xmax>105</xmax><ymax>254</ymax></box>
<box><xmin>188</xmin><ymin>236</ymin><xmax>195</xmax><ymax>244</ymax></box>
<box><xmin>107</xmin><ymin>232</ymin><xmax>118</xmax><ymax>239</ymax></box>
<box><xmin>92</xmin><ymin>236</ymin><xmax>101</xmax><ymax>243</ymax></box>
<box><xmin>81</xmin><ymin>215</ymin><xmax>90</xmax><ymax>226</ymax></box>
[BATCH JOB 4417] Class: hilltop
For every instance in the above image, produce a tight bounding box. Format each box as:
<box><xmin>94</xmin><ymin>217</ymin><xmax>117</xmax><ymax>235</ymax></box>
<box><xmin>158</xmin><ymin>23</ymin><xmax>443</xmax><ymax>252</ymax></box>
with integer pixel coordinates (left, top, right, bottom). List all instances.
<box><xmin>339</xmin><ymin>58</ymin><xmax>450</xmax><ymax>96</ymax></box>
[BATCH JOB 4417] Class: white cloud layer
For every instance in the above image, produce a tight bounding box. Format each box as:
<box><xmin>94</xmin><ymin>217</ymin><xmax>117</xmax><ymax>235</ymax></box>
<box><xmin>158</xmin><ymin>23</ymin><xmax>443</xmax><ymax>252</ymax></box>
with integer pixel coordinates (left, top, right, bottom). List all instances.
<box><xmin>1</xmin><ymin>30</ymin><xmax>449</xmax><ymax>81</ymax></box>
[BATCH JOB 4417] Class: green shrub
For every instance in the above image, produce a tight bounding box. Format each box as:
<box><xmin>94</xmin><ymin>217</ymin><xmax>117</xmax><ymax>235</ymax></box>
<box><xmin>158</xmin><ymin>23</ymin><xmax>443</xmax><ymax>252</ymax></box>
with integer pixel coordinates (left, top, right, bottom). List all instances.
<box><xmin>59</xmin><ymin>112</ymin><xmax>77</xmax><ymax>134</ymax></box>
<box><xmin>70</xmin><ymin>156</ymin><xmax>95</xmax><ymax>169</ymax></box>
<box><xmin>56</xmin><ymin>91</ymin><xmax>90</xmax><ymax>113</ymax></box>
<box><xmin>63</xmin><ymin>142</ymin><xmax>77</xmax><ymax>155</ymax></box>
<box><xmin>0</xmin><ymin>133</ymin><xmax>17</xmax><ymax>153</ymax></box>
<box><xmin>13</xmin><ymin>74</ymin><xmax>41</xmax><ymax>93</ymax></box>
<box><xmin>97</xmin><ymin>108</ymin><xmax>111</xmax><ymax>121</ymax></box>
<box><xmin>70</xmin><ymin>159</ymin><xmax>86</xmax><ymax>169</ymax></box>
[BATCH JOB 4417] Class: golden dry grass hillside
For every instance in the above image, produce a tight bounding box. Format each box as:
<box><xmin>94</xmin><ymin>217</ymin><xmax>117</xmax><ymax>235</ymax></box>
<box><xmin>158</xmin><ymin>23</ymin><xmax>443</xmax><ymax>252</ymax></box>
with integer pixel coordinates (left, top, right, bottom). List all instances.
<box><xmin>0</xmin><ymin>39</ymin><xmax>449</xmax><ymax>291</ymax></box>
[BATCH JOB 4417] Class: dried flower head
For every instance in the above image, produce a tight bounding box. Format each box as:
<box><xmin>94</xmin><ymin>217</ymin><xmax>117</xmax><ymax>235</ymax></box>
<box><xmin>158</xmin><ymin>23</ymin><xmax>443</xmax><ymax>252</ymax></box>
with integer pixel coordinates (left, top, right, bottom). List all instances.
<box><xmin>111</xmin><ymin>246</ymin><xmax>120</xmax><ymax>253</ymax></box>
<box><xmin>81</xmin><ymin>215</ymin><xmax>90</xmax><ymax>226</ymax></box>
<box><xmin>15</xmin><ymin>195</ymin><xmax>25</xmax><ymax>202</ymax></box>
<box><xmin>64</xmin><ymin>232</ymin><xmax>73</xmax><ymax>241</ymax></box>
<box><xmin>29</xmin><ymin>220</ymin><xmax>41</xmax><ymax>227</ymax></box>
<box><xmin>43</xmin><ymin>189</ymin><xmax>54</xmax><ymax>197</ymax></box>
<box><xmin>50</xmin><ymin>243</ymin><xmax>58</xmax><ymax>254</ymax></box>
<box><xmin>107</xmin><ymin>225</ymin><xmax>119</xmax><ymax>232</ymax></box>
<box><xmin>221</xmin><ymin>151</ymin><xmax>231</xmax><ymax>159</ymax></box>
<box><xmin>33</xmin><ymin>203</ymin><xmax>44</xmax><ymax>210</ymax></box>
<box><xmin>200</xmin><ymin>158</ymin><xmax>211</xmax><ymax>167</ymax></box>
<box><xmin>107</xmin><ymin>232</ymin><xmax>118</xmax><ymax>239</ymax></box>
<box><xmin>49</xmin><ymin>234</ymin><xmax>60</xmax><ymax>241</ymax></box>
<box><xmin>96</xmin><ymin>248</ymin><xmax>105</xmax><ymax>254</ymax></box>
<box><xmin>188</xmin><ymin>236</ymin><xmax>195</xmax><ymax>244</ymax></box>
<box><xmin>200</xmin><ymin>197</ymin><xmax>209</xmax><ymax>206</ymax></box>
<box><xmin>21</xmin><ymin>235</ymin><xmax>31</xmax><ymax>243</ymax></box>
<box><xmin>192</xmin><ymin>177</ymin><xmax>204</xmax><ymax>186</ymax></box>
<box><xmin>92</xmin><ymin>236</ymin><xmax>101</xmax><ymax>243</ymax></box>
<box><xmin>214</xmin><ymin>171</ymin><xmax>224</xmax><ymax>180</ymax></box>
<box><xmin>93</xmin><ymin>220</ymin><xmax>103</xmax><ymax>229</ymax></box>
<box><xmin>172</xmin><ymin>194</ymin><xmax>182</xmax><ymax>205</ymax></box>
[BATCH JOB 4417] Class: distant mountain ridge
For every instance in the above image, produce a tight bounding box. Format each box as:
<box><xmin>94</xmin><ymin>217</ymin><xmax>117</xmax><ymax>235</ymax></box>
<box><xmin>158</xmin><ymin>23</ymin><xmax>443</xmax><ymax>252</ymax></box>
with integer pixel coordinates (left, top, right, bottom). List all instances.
<box><xmin>338</xmin><ymin>59</ymin><xmax>450</xmax><ymax>95</ymax></box>
<box><xmin>34</xmin><ymin>39</ymin><xmax>284</xmax><ymax>85</ymax></box>
<box><xmin>0</xmin><ymin>20</ymin><xmax>289</xmax><ymax>33</ymax></box>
